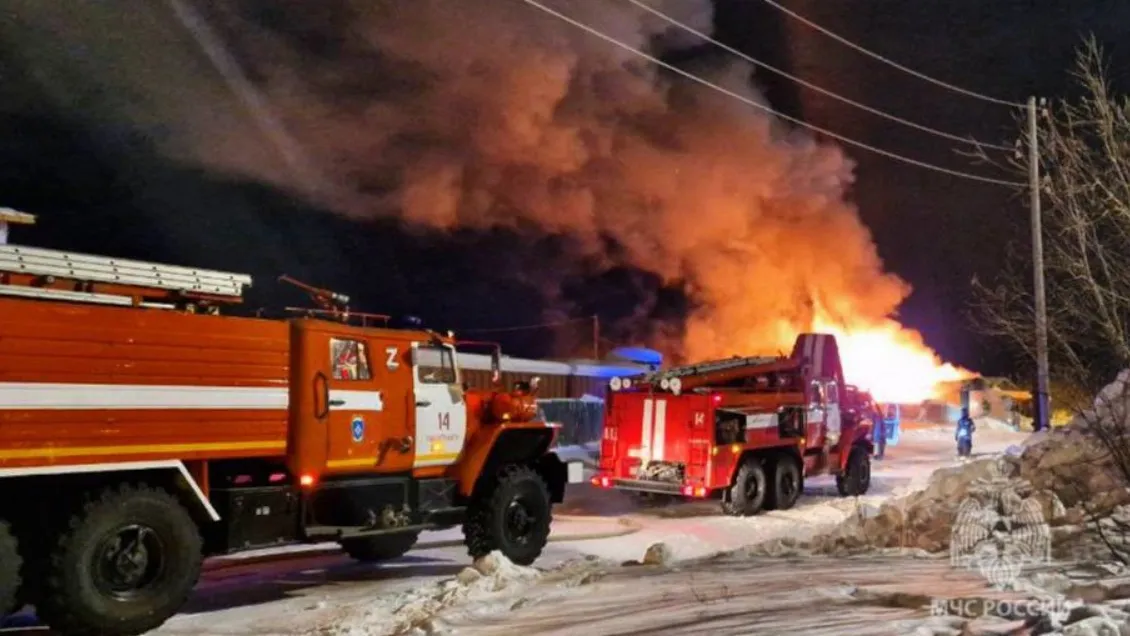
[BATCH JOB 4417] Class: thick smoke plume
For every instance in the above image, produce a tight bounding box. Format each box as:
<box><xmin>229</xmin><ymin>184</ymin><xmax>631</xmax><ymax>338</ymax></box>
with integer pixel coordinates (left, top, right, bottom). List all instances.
<box><xmin>187</xmin><ymin>0</ymin><xmax>964</xmax><ymax>397</ymax></box>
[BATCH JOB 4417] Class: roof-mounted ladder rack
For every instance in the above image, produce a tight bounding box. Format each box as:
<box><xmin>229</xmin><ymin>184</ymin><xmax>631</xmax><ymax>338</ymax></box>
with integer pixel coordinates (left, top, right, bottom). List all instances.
<box><xmin>642</xmin><ymin>355</ymin><xmax>782</xmax><ymax>385</ymax></box>
<box><xmin>0</xmin><ymin>244</ymin><xmax>252</xmax><ymax>309</ymax></box>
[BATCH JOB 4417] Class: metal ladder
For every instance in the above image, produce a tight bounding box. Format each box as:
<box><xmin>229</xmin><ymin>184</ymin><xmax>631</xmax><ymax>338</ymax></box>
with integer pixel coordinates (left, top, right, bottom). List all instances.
<box><xmin>0</xmin><ymin>244</ymin><xmax>252</xmax><ymax>307</ymax></box>
<box><xmin>643</xmin><ymin>355</ymin><xmax>781</xmax><ymax>385</ymax></box>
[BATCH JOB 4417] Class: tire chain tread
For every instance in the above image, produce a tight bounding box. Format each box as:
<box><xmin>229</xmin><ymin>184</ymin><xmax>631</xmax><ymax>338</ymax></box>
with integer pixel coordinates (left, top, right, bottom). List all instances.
<box><xmin>38</xmin><ymin>482</ymin><xmax>203</xmax><ymax>636</ymax></box>
<box><xmin>462</xmin><ymin>464</ymin><xmax>551</xmax><ymax>562</ymax></box>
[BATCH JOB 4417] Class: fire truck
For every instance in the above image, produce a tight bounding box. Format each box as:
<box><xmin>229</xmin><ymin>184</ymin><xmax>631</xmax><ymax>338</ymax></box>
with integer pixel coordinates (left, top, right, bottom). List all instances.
<box><xmin>0</xmin><ymin>218</ymin><xmax>583</xmax><ymax>636</ymax></box>
<box><xmin>591</xmin><ymin>333</ymin><xmax>874</xmax><ymax>515</ymax></box>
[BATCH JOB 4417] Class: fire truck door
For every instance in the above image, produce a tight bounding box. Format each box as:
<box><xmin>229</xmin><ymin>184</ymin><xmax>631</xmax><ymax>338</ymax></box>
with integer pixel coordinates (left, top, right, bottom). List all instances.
<box><xmin>805</xmin><ymin>379</ymin><xmax>826</xmax><ymax>447</ymax></box>
<box><xmin>323</xmin><ymin>334</ymin><xmax>399</xmax><ymax>472</ymax></box>
<box><xmin>824</xmin><ymin>379</ymin><xmax>842</xmax><ymax>446</ymax></box>
<box><xmin>411</xmin><ymin>343</ymin><xmax>467</xmax><ymax>469</ymax></box>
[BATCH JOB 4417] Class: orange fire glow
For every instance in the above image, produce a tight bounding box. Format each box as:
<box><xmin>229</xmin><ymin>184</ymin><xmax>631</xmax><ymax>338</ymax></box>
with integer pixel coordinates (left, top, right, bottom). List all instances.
<box><xmin>201</xmin><ymin>0</ymin><xmax>983</xmax><ymax>407</ymax></box>
<box><xmin>811</xmin><ymin>316</ymin><xmax>973</xmax><ymax>405</ymax></box>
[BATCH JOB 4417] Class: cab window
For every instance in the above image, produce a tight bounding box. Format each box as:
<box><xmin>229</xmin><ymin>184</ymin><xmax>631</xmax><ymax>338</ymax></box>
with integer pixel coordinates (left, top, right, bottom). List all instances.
<box><xmin>418</xmin><ymin>345</ymin><xmax>457</xmax><ymax>384</ymax></box>
<box><xmin>331</xmin><ymin>338</ymin><xmax>372</xmax><ymax>381</ymax></box>
<box><xmin>825</xmin><ymin>381</ymin><xmax>839</xmax><ymax>405</ymax></box>
<box><xmin>809</xmin><ymin>381</ymin><xmax>825</xmax><ymax>408</ymax></box>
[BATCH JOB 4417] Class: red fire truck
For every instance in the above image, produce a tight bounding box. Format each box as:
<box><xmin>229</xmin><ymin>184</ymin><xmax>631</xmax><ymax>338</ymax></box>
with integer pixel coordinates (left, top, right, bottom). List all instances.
<box><xmin>591</xmin><ymin>333</ymin><xmax>874</xmax><ymax>515</ymax></box>
<box><xmin>0</xmin><ymin>214</ymin><xmax>583</xmax><ymax>636</ymax></box>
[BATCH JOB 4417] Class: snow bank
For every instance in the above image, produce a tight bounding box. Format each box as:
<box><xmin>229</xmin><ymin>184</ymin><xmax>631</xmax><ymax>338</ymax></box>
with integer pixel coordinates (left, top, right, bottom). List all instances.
<box><xmin>320</xmin><ymin>552</ymin><xmax>608</xmax><ymax>636</ymax></box>
<box><xmin>324</xmin><ymin>552</ymin><xmax>542</xmax><ymax>636</ymax></box>
<box><xmin>745</xmin><ymin>371</ymin><xmax>1130</xmax><ymax>565</ymax></box>
<box><xmin>1076</xmin><ymin>369</ymin><xmax>1130</xmax><ymax>431</ymax></box>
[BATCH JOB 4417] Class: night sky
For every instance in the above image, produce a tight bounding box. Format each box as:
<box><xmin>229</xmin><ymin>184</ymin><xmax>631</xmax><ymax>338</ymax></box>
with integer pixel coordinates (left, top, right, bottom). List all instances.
<box><xmin>2</xmin><ymin>0</ymin><xmax>1129</xmax><ymax>376</ymax></box>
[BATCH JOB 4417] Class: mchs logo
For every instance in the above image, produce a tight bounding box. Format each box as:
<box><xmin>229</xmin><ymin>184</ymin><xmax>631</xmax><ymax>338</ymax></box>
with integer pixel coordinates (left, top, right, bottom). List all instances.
<box><xmin>950</xmin><ymin>457</ymin><xmax>1050</xmax><ymax>591</ymax></box>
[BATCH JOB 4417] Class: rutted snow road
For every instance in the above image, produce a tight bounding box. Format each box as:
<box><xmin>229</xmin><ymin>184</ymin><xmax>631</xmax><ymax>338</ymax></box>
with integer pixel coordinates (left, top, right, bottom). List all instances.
<box><xmin>2</xmin><ymin>427</ymin><xmax>1030</xmax><ymax>635</ymax></box>
<box><xmin>153</xmin><ymin>428</ymin><xmax>1026</xmax><ymax>635</ymax></box>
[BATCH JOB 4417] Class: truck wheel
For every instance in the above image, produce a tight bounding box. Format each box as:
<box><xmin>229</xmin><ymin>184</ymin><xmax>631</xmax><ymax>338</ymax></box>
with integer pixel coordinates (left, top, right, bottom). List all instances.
<box><xmin>765</xmin><ymin>456</ymin><xmax>802</xmax><ymax>511</ymax></box>
<box><xmin>340</xmin><ymin>531</ymin><xmax>419</xmax><ymax>563</ymax></box>
<box><xmin>836</xmin><ymin>447</ymin><xmax>872</xmax><ymax>497</ymax></box>
<box><xmin>0</xmin><ymin>520</ymin><xmax>21</xmax><ymax>616</ymax></box>
<box><xmin>37</xmin><ymin>484</ymin><xmax>203</xmax><ymax>636</ymax></box>
<box><xmin>722</xmin><ymin>457</ymin><xmax>767</xmax><ymax>517</ymax></box>
<box><xmin>463</xmin><ymin>465</ymin><xmax>551</xmax><ymax>566</ymax></box>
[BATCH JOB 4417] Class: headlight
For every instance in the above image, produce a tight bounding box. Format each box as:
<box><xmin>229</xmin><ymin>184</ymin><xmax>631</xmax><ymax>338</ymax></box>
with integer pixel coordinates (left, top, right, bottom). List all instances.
<box><xmin>622</xmin><ymin>378</ymin><xmax>632</xmax><ymax>389</ymax></box>
<box><xmin>610</xmin><ymin>377</ymin><xmax>623</xmax><ymax>391</ymax></box>
<box><xmin>660</xmin><ymin>377</ymin><xmax>670</xmax><ymax>390</ymax></box>
<box><xmin>670</xmin><ymin>377</ymin><xmax>682</xmax><ymax>395</ymax></box>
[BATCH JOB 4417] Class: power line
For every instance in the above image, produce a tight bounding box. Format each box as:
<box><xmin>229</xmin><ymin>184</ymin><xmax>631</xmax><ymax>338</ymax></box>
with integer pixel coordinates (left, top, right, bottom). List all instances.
<box><xmin>454</xmin><ymin>315</ymin><xmax>594</xmax><ymax>334</ymax></box>
<box><xmin>755</xmin><ymin>0</ymin><xmax>1026</xmax><ymax>109</ymax></box>
<box><xmin>519</xmin><ymin>0</ymin><xmax>1025</xmax><ymax>187</ymax></box>
<box><xmin>628</xmin><ymin>0</ymin><xmax>1012</xmax><ymax>152</ymax></box>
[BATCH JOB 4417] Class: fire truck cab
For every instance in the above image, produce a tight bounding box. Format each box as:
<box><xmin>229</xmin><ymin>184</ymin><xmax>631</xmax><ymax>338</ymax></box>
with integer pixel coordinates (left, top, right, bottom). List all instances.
<box><xmin>0</xmin><ymin>216</ymin><xmax>582</xmax><ymax>636</ymax></box>
<box><xmin>592</xmin><ymin>333</ymin><xmax>874</xmax><ymax>515</ymax></box>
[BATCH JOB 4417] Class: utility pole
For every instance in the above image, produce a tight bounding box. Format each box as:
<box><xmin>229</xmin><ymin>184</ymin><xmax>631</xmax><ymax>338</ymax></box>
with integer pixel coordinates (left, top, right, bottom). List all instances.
<box><xmin>592</xmin><ymin>314</ymin><xmax>600</xmax><ymax>361</ymax></box>
<box><xmin>1029</xmin><ymin>95</ymin><xmax>1050</xmax><ymax>432</ymax></box>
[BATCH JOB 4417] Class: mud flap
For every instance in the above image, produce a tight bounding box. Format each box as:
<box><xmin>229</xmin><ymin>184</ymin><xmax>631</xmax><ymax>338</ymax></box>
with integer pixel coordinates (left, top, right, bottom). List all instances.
<box><xmin>567</xmin><ymin>461</ymin><xmax>585</xmax><ymax>485</ymax></box>
<box><xmin>534</xmin><ymin>453</ymin><xmax>569</xmax><ymax>503</ymax></box>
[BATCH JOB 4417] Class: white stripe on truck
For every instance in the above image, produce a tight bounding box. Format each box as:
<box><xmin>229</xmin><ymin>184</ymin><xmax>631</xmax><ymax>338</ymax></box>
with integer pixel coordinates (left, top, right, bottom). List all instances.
<box><xmin>0</xmin><ymin>382</ymin><xmax>390</xmax><ymax>412</ymax></box>
<box><xmin>640</xmin><ymin>398</ymin><xmax>655</xmax><ymax>463</ymax></box>
<box><xmin>0</xmin><ymin>382</ymin><xmax>289</xmax><ymax>410</ymax></box>
<box><xmin>653</xmin><ymin>398</ymin><xmax>667</xmax><ymax>462</ymax></box>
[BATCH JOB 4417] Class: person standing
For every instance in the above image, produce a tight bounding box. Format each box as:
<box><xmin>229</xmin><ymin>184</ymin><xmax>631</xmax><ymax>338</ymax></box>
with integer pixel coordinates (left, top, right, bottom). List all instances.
<box><xmin>955</xmin><ymin>407</ymin><xmax>975</xmax><ymax>457</ymax></box>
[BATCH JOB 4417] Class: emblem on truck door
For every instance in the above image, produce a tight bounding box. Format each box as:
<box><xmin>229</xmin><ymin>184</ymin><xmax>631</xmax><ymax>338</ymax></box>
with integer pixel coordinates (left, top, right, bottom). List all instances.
<box><xmin>351</xmin><ymin>415</ymin><xmax>365</xmax><ymax>442</ymax></box>
<box><xmin>386</xmin><ymin>346</ymin><xmax>400</xmax><ymax>370</ymax></box>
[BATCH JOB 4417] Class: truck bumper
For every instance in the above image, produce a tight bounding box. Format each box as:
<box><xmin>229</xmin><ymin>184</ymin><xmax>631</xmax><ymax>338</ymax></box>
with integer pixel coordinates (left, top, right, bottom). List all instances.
<box><xmin>590</xmin><ymin>476</ymin><xmax>699</xmax><ymax>496</ymax></box>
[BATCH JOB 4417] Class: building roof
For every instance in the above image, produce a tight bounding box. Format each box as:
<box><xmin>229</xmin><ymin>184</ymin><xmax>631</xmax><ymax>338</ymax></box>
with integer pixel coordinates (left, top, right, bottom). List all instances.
<box><xmin>416</xmin><ymin>348</ymin><xmax>648</xmax><ymax>378</ymax></box>
<box><xmin>0</xmin><ymin>208</ymin><xmax>36</xmax><ymax>225</ymax></box>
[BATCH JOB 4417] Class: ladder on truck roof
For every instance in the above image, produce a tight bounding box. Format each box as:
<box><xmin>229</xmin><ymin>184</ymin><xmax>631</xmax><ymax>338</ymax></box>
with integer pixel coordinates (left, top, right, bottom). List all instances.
<box><xmin>642</xmin><ymin>355</ymin><xmax>781</xmax><ymax>385</ymax></box>
<box><xmin>0</xmin><ymin>244</ymin><xmax>252</xmax><ymax>309</ymax></box>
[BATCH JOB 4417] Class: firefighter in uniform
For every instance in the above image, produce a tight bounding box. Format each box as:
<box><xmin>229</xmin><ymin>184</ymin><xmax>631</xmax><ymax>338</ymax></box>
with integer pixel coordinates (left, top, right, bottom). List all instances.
<box><xmin>955</xmin><ymin>407</ymin><xmax>976</xmax><ymax>457</ymax></box>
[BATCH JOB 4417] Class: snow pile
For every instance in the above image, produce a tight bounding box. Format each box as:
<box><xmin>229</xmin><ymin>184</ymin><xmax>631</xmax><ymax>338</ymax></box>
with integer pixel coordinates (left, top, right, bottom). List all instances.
<box><xmin>1074</xmin><ymin>369</ymin><xmax>1130</xmax><ymax>432</ymax></box>
<box><xmin>327</xmin><ymin>552</ymin><xmax>543</xmax><ymax>636</ymax></box>
<box><xmin>894</xmin><ymin>561</ymin><xmax>1130</xmax><ymax>635</ymax></box>
<box><xmin>976</xmin><ymin>415</ymin><xmax>1019</xmax><ymax>432</ymax></box>
<box><xmin>744</xmin><ymin>371</ymin><xmax>1130</xmax><ymax>563</ymax></box>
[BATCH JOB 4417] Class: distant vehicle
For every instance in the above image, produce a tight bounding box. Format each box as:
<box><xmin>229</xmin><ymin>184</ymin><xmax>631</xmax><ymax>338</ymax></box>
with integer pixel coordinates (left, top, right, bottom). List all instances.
<box><xmin>845</xmin><ymin>386</ymin><xmax>896</xmax><ymax>455</ymax></box>
<box><xmin>591</xmin><ymin>334</ymin><xmax>874</xmax><ymax>516</ymax></box>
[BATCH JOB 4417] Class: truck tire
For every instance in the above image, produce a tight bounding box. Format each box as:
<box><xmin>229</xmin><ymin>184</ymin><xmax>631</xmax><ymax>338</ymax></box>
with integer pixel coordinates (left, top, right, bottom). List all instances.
<box><xmin>340</xmin><ymin>531</ymin><xmax>420</xmax><ymax>563</ymax></box>
<box><xmin>765</xmin><ymin>456</ymin><xmax>802</xmax><ymax>511</ymax></box>
<box><xmin>0</xmin><ymin>520</ymin><xmax>21</xmax><ymax>616</ymax></box>
<box><xmin>36</xmin><ymin>483</ymin><xmax>203</xmax><ymax>636</ymax></box>
<box><xmin>463</xmin><ymin>465</ymin><xmax>551</xmax><ymax>566</ymax></box>
<box><xmin>722</xmin><ymin>457</ymin><xmax>767</xmax><ymax>517</ymax></box>
<box><xmin>836</xmin><ymin>447</ymin><xmax>872</xmax><ymax>497</ymax></box>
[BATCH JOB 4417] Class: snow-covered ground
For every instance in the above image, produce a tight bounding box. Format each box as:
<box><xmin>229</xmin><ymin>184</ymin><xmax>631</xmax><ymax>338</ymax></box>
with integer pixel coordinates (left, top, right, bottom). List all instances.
<box><xmin>75</xmin><ymin>426</ymin><xmax>1031</xmax><ymax>636</ymax></box>
<box><xmin>0</xmin><ymin>427</ymin><xmax>1029</xmax><ymax>634</ymax></box>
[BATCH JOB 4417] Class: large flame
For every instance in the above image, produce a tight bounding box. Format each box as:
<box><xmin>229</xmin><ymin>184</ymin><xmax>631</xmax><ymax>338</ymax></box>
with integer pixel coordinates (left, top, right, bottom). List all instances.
<box><xmin>811</xmin><ymin>317</ymin><xmax>973</xmax><ymax>404</ymax></box>
<box><xmin>148</xmin><ymin>0</ymin><xmax>977</xmax><ymax>404</ymax></box>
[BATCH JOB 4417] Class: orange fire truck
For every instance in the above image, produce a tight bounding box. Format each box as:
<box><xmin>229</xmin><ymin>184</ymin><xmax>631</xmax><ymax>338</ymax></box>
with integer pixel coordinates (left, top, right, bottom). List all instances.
<box><xmin>0</xmin><ymin>224</ymin><xmax>583</xmax><ymax>635</ymax></box>
<box><xmin>591</xmin><ymin>333</ymin><xmax>873</xmax><ymax>515</ymax></box>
